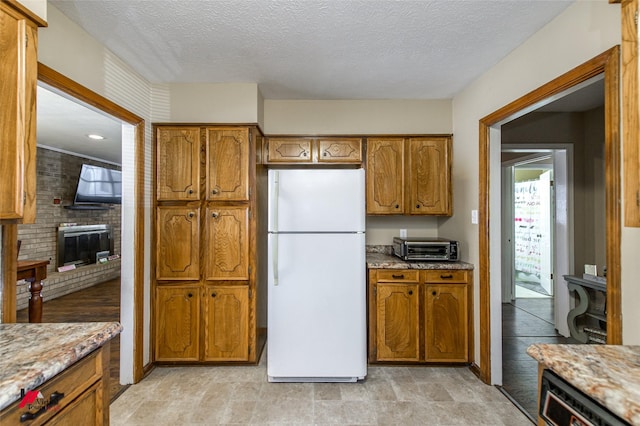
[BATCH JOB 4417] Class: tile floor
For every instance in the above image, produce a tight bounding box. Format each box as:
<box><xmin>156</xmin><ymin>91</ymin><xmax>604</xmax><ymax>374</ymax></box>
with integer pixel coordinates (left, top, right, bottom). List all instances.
<box><xmin>110</xmin><ymin>354</ymin><xmax>532</xmax><ymax>425</ymax></box>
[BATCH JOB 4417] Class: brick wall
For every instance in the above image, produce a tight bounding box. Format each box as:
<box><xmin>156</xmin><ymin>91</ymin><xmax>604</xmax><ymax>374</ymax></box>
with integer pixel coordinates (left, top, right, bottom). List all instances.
<box><xmin>16</xmin><ymin>147</ymin><xmax>121</xmax><ymax>310</ymax></box>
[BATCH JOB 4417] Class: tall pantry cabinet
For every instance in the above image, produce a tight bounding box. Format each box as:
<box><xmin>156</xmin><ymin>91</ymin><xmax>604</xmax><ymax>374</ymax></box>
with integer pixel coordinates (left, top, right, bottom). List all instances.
<box><xmin>153</xmin><ymin>125</ymin><xmax>266</xmax><ymax>363</ymax></box>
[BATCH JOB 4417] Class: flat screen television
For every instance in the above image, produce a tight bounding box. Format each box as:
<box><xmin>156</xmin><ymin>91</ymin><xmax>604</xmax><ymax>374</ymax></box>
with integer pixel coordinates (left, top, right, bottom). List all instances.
<box><xmin>73</xmin><ymin>164</ymin><xmax>122</xmax><ymax>205</ymax></box>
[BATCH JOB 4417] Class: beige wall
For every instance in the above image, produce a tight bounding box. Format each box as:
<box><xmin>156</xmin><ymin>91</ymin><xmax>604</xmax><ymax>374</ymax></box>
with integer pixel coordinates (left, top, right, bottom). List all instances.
<box><xmin>448</xmin><ymin>0</ymin><xmax>634</xmax><ymax>374</ymax></box>
<box><xmin>264</xmin><ymin>99</ymin><xmax>452</xmax><ymax>135</ymax></box>
<box><xmin>166</xmin><ymin>83</ymin><xmax>261</xmax><ymax>123</ymax></box>
<box><xmin>15</xmin><ymin>0</ymin><xmax>46</xmax><ymax>21</ymax></box>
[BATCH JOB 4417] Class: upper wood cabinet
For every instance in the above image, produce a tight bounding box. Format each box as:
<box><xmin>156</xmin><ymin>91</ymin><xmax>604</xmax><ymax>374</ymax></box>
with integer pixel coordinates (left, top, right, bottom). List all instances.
<box><xmin>264</xmin><ymin>137</ymin><xmax>362</xmax><ymax>164</ymax></box>
<box><xmin>205</xmin><ymin>206</ymin><xmax>249</xmax><ymax>281</ymax></box>
<box><xmin>156</xmin><ymin>206</ymin><xmax>200</xmax><ymax>281</ymax></box>
<box><xmin>0</xmin><ymin>2</ymin><xmax>39</xmax><ymax>222</ymax></box>
<box><xmin>206</xmin><ymin>127</ymin><xmax>249</xmax><ymax>201</ymax></box>
<box><xmin>156</xmin><ymin>127</ymin><xmax>201</xmax><ymax>201</ymax></box>
<box><xmin>366</xmin><ymin>136</ymin><xmax>452</xmax><ymax>216</ymax></box>
<box><xmin>407</xmin><ymin>137</ymin><xmax>452</xmax><ymax>215</ymax></box>
<box><xmin>366</xmin><ymin>138</ymin><xmax>404</xmax><ymax>214</ymax></box>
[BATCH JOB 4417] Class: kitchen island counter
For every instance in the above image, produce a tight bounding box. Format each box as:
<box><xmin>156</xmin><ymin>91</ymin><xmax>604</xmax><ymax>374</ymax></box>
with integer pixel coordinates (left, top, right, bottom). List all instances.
<box><xmin>0</xmin><ymin>321</ymin><xmax>122</xmax><ymax>411</ymax></box>
<box><xmin>366</xmin><ymin>252</ymin><xmax>474</xmax><ymax>270</ymax></box>
<box><xmin>527</xmin><ymin>343</ymin><xmax>640</xmax><ymax>424</ymax></box>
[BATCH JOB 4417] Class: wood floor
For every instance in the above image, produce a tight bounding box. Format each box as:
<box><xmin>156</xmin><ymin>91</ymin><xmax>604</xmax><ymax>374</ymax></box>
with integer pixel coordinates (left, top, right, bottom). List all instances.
<box><xmin>501</xmin><ymin>297</ymin><xmax>578</xmax><ymax>421</ymax></box>
<box><xmin>16</xmin><ymin>278</ymin><xmax>124</xmax><ymax>401</ymax></box>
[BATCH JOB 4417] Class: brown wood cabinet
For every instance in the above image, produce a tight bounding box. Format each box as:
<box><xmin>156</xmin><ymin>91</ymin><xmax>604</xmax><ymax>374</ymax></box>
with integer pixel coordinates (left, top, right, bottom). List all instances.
<box><xmin>155</xmin><ymin>285</ymin><xmax>200</xmax><ymax>361</ymax></box>
<box><xmin>204</xmin><ymin>285</ymin><xmax>249</xmax><ymax>361</ymax></box>
<box><xmin>368</xmin><ymin>268</ymin><xmax>471</xmax><ymax>364</ymax></box>
<box><xmin>153</xmin><ymin>124</ymin><xmax>264</xmax><ymax>364</ymax></box>
<box><xmin>156</xmin><ymin>127</ymin><xmax>201</xmax><ymax>201</ymax></box>
<box><xmin>0</xmin><ymin>345</ymin><xmax>111</xmax><ymax>426</ymax></box>
<box><xmin>366</xmin><ymin>136</ymin><xmax>452</xmax><ymax>216</ymax></box>
<box><xmin>0</xmin><ymin>2</ymin><xmax>40</xmax><ymax>222</ymax></box>
<box><xmin>156</xmin><ymin>206</ymin><xmax>200</xmax><ymax>281</ymax></box>
<box><xmin>265</xmin><ymin>137</ymin><xmax>362</xmax><ymax>164</ymax></box>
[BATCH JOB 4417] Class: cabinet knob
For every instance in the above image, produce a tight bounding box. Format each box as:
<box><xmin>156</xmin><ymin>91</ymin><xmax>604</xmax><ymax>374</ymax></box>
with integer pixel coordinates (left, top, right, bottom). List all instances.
<box><xmin>211</xmin><ymin>212</ymin><xmax>219</xmax><ymax>218</ymax></box>
<box><xmin>408</xmin><ymin>290</ymin><xmax>413</xmax><ymax>295</ymax></box>
<box><xmin>416</xmin><ymin>204</ymin><xmax>420</xmax><ymax>208</ymax></box>
<box><xmin>211</xmin><ymin>188</ymin><xmax>219</xmax><ymax>194</ymax></box>
<box><xmin>432</xmin><ymin>291</ymin><xmax>437</xmax><ymax>296</ymax></box>
<box><xmin>303</xmin><ymin>151</ymin><xmax>308</xmax><ymax>157</ymax></box>
<box><xmin>440</xmin><ymin>274</ymin><xmax>453</xmax><ymax>279</ymax></box>
<box><xmin>188</xmin><ymin>189</ymin><xmax>194</xmax><ymax>194</ymax></box>
<box><xmin>395</xmin><ymin>204</ymin><xmax>400</xmax><ymax>209</ymax></box>
<box><xmin>187</xmin><ymin>293</ymin><xmax>193</xmax><ymax>298</ymax></box>
<box><xmin>392</xmin><ymin>274</ymin><xmax>404</xmax><ymax>279</ymax></box>
<box><xmin>323</xmin><ymin>152</ymin><xmax>328</xmax><ymax>156</ymax></box>
<box><xmin>211</xmin><ymin>292</ymin><xmax>216</xmax><ymax>298</ymax></box>
<box><xmin>188</xmin><ymin>212</ymin><xmax>195</xmax><ymax>218</ymax></box>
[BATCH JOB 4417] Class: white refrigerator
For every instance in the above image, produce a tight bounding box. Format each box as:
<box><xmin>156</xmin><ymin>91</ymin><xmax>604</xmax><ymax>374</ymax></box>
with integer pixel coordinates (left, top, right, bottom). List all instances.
<box><xmin>267</xmin><ymin>169</ymin><xmax>367</xmax><ymax>382</ymax></box>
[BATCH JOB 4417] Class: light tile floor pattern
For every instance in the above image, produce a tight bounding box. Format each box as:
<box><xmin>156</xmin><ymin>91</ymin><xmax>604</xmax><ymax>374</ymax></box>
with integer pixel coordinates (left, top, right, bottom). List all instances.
<box><xmin>110</xmin><ymin>355</ymin><xmax>532</xmax><ymax>425</ymax></box>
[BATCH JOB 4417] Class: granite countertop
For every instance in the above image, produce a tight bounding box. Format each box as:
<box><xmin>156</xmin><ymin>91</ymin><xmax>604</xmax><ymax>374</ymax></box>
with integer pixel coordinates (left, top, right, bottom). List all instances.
<box><xmin>0</xmin><ymin>321</ymin><xmax>123</xmax><ymax>411</ymax></box>
<box><xmin>366</xmin><ymin>252</ymin><xmax>474</xmax><ymax>270</ymax></box>
<box><xmin>527</xmin><ymin>344</ymin><xmax>640</xmax><ymax>424</ymax></box>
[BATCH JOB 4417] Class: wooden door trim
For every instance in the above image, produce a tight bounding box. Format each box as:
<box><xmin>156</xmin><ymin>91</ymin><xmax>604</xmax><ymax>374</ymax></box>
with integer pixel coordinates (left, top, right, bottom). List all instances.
<box><xmin>478</xmin><ymin>46</ymin><xmax>621</xmax><ymax>383</ymax></box>
<box><xmin>37</xmin><ymin>63</ymin><xmax>147</xmax><ymax>382</ymax></box>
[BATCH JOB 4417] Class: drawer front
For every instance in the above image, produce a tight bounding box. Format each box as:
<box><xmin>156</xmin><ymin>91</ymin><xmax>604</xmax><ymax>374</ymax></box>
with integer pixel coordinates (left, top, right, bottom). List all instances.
<box><xmin>318</xmin><ymin>138</ymin><xmax>362</xmax><ymax>163</ymax></box>
<box><xmin>0</xmin><ymin>350</ymin><xmax>101</xmax><ymax>426</ymax></box>
<box><xmin>267</xmin><ymin>138</ymin><xmax>312</xmax><ymax>162</ymax></box>
<box><xmin>376</xmin><ymin>270</ymin><xmax>419</xmax><ymax>283</ymax></box>
<box><xmin>423</xmin><ymin>270</ymin><xmax>468</xmax><ymax>283</ymax></box>
<box><xmin>45</xmin><ymin>382</ymin><xmax>101</xmax><ymax>426</ymax></box>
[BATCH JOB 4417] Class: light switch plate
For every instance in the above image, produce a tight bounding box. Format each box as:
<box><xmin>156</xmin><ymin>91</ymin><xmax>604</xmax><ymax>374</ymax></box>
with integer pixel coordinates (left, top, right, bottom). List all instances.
<box><xmin>471</xmin><ymin>210</ymin><xmax>478</xmax><ymax>224</ymax></box>
<box><xmin>400</xmin><ymin>229</ymin><xmax>407</xmax><ymax>238</ymax></box>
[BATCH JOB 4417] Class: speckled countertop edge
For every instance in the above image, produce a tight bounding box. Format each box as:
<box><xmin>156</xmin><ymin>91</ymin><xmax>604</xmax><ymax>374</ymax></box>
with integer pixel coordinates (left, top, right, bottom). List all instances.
<box><xmin>366</xmin><ymin>252</ymin><xmax>474</xmax><ymax>270</ymax></box>
<box><xmin>0</xmin><ymin>321</ymin><xmax>123</xmax><ymax>411</ymax></box>
<box><xmin>527</xmin><ymin>343</ymin><xmax>640</xmax><ymax>424</ymax></box>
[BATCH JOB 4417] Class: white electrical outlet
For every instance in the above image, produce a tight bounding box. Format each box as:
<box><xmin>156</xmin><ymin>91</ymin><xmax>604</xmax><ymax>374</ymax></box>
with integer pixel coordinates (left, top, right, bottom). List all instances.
<box><xmin>471</xmin><ymin>210</ymin><xmax>478</xmax><ymax>224</ymax></box>
<box><xmin>400</xmin><ymin>229</ymin><xmax>407</xmax><ymax>238</ymax></box>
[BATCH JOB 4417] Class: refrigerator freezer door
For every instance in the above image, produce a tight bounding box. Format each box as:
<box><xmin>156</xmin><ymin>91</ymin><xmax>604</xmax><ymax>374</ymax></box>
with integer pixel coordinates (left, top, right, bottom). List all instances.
<box><xmin>267</xmin><ymin>232</ymin><xmax>367</xmax><ymax>381</ymax></box>
<box><xmin>268</xmin><ymin>169</ymin><xmax>365</xmax><ymax>233</ymax></box>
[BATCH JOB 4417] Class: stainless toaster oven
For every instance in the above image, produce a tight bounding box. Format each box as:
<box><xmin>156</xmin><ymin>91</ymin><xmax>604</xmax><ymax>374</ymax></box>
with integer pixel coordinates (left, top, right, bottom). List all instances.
<box><xmin>392</xmin><ymin>237</ymin><xmax>459</xmax><ymax>261</ymax></box>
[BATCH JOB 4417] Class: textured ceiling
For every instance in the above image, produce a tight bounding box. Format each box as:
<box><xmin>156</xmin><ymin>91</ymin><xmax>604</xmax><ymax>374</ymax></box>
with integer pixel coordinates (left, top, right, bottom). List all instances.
<box><xmin>49</xmin><ymin>0</ymin><xmax>575</xmax><ymax>99</ymax></box>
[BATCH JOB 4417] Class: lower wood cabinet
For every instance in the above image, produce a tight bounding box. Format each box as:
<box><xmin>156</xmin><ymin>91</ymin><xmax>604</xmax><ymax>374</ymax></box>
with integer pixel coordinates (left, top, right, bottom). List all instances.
<box><xmin>155</xmin><ymin>284</ymin><xmax>250</xmax><ymax>362</ymax></box>
<box><xmin>368</xmin><ymin>268</ymin><xmax>472</xmax><ymax>364</ymax></box>
<box><xmin>204</xmin><ymin>286</ymin><xmax>249</xmax><ymax>361</ymax></box>
<box><xmin>0</xmin><ymin>345</ymin><xmax>110</xmax><ymax>426</ymax></box>
<box><xmin>155</xmin><ymin>285</ymin><xmax>200</xmax><ymax>361</ymax></box>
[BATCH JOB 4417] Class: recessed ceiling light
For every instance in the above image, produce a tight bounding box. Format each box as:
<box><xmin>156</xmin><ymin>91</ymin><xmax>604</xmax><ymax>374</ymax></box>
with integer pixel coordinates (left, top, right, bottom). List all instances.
<box><xmin>87</xmin><ymin>134</ymin><xmax>105</xmax><ymax>140</ymax></box>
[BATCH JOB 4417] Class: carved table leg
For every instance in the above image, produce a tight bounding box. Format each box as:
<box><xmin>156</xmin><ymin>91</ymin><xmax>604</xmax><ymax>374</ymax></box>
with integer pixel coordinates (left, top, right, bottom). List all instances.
<box><xmin>28</xmin><ymin>278</ymin><xmax>43</xmax><ymax>323</ymax></box>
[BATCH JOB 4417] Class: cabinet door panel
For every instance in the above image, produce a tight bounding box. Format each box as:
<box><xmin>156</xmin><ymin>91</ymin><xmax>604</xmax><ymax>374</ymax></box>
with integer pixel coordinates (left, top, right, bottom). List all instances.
<box><xmin>318</xmin><ymin>138</ymin><xmax>362</xmax><ymax>163</ymax></box>
<box><xmin>366</xmin><ymin>138</ymin><xmax>404</xmax><ymax>214</ymax></box>
<box><xmin>407</xmin><ymin>137</ymin><xmax>451</xmax><ymax>215</ymax></box>
<box><xmin>155</xmin><ymin>286</ymin><xmax>200</xmax><ymax>361</ymax></box>
<box><xmin>156</xmin><ymin>127</ymin><xmax>200</xmax><ymax>201</ymax></box>
<box><xmin>206</xmin><ymin>127</ymin><xmax>249</xmax><ymax>201</ymax></box>
<box><xmin>204</xmin><ymin>286</ymin><xmax>249</xmax><ymax>361</ymax></box>
<box><xmin>205</xmin><ymin>206</ymin><xmax>249</xmax><ymax>281</ymax></box>
<box><xmin>425</xmin><ymin>284</ymin><xmax>467</xmax><ymax>362</ymax></box>
<box><xmin>267</xmin><ymin>138</ymin><xmax>312</xmax><ymax>163</ymax></box>
<box><xmin>156</xmin><ymin>206</ymin><xmax>200</xmax><ymax>280</ymax></box>
<box><xmin>376</xmin><ymin>283</ymin><xmax>420</xmax><ymax>361</ymax></box>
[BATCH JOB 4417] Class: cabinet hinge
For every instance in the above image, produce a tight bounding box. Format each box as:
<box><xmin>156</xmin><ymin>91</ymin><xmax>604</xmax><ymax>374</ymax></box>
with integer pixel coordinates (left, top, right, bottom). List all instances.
<box><xmin>635</xmin><ymin>9</ymin><xmax>638</xmax><ymax>26</ymax></box>
<box><xmin>636</xmin><ymin>190</ymin><xmax>640</xmax><ymax>207</ymax></box>
<box><xmin>248</xmin><ymin>346</ymin><xmax>251</xmax><ymax>355</ymax></box>
<box><xmin>25</xmin><ymin>33</ymin><xmax>28</xmax><ymax>47</ymax></box>
<box><xmin>249</xmin><ymin>129</ymin><xmax>253</xmax><ymax>143</ymax></box>
<box><xmin>249</xmin><ymin>288</ymin><xmax>252</xmax><ymax>299</ymax></box>
<box><xmin>248</xmin><ymin>266</ymin><xmax>252</xmax><ymax>276</ymax></box>
<box><xmin>374</xmin><ymin>285</ymin><xmax>377</xmax><ymax>295</ymax></box>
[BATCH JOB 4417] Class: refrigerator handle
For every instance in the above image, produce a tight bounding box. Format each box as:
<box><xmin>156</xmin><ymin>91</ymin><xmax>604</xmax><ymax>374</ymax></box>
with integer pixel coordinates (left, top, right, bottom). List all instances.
<box><xmin>272</xmin><ymin>233</ymin><xmax>278</xmax><ymax>286</ymax></box>
<box><xmin>271</xmin><ymin>170</ymin><xmax>279</xmax><ymax>233</ymax></box>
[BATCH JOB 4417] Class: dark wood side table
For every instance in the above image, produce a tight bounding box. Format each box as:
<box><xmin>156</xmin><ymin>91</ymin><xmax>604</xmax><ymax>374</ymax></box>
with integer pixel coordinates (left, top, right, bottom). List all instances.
<box><xmin>17</xmin><ymin>260</ymin><xmax>49</xmax><ymax>323</ymax></box>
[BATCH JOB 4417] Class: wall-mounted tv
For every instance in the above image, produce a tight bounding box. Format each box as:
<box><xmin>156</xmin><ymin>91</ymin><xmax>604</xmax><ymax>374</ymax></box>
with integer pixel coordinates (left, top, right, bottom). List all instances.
<box><xmin>73</xmin><ymin>164</ymin><xmax>122</xmax><ymax>205</ymax></box>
